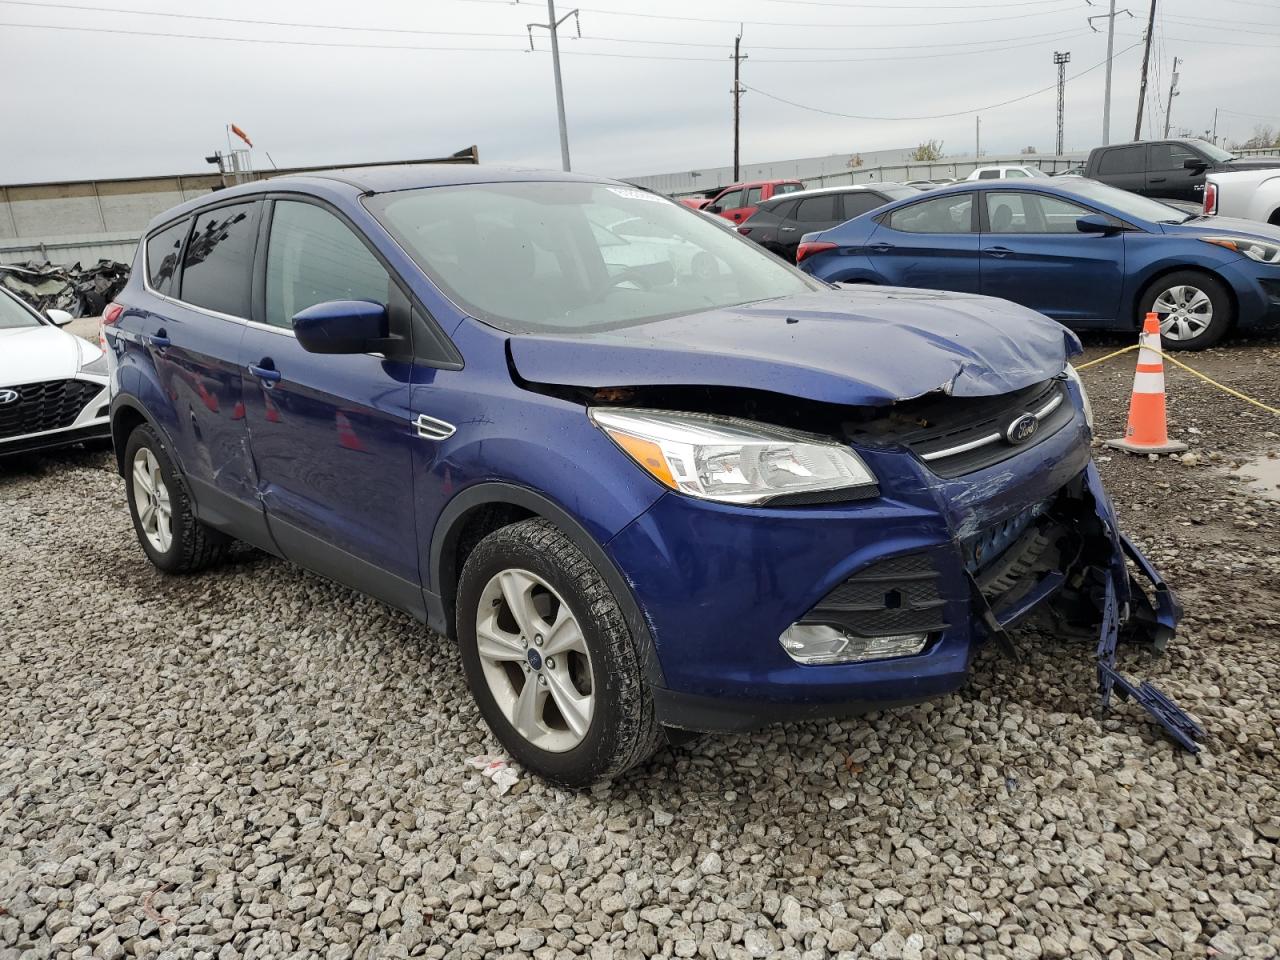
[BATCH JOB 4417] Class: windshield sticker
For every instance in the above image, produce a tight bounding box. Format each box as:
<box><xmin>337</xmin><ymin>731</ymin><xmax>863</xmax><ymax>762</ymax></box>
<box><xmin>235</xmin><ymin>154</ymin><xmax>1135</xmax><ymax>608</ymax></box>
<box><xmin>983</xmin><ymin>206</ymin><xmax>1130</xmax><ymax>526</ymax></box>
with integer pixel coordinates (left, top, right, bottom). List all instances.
<box><xmin>607</xmin><ymin>187</ymin><xmax>666</xmax><ymax>203</ymax></box>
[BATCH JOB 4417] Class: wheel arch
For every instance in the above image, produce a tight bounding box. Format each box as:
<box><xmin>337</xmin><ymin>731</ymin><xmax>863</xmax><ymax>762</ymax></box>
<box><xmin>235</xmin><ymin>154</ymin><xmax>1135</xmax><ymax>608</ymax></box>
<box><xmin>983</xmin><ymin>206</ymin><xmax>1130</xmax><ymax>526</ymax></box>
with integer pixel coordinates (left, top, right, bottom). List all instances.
<box><xmin>110</xmin><ymin>395</ymin><xmax>170</xmax><ymax>477</ymax></box>
<box><xmin>428</xmin><ymin>482</ymin><xmax>666</xmax><ymax>685</ymax></box>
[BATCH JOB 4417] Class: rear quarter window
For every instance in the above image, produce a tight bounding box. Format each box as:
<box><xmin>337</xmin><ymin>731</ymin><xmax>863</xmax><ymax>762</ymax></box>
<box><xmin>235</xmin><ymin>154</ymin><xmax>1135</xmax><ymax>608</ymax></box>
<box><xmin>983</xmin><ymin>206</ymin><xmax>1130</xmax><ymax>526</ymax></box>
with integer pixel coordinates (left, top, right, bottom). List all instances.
<box><xmin>145</xmin><ymin>219</ymin><xmax>190</xmax><ymax>296</ymax></box>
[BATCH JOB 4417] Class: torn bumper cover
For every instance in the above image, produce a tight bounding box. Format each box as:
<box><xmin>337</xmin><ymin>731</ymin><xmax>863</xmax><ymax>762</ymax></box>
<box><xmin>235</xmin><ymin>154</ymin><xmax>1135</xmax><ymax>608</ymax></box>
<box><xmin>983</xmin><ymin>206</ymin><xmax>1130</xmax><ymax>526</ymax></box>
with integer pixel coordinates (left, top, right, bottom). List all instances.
<box><xmin>613</xmin><ymin>427</ymin><xmax>1200</xmax><ymax>750</ymax></box>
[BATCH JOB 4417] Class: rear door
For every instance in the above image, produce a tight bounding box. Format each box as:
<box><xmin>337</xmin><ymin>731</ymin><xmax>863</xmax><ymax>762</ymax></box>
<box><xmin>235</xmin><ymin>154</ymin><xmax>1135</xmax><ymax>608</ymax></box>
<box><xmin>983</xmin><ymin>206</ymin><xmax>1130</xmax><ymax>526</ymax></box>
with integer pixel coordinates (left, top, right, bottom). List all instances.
<box><xmin>863</xmin><ymin>192</ymin><xmax>981</xmax><ymax>293</ymax></box>
<box><xmin>781</xmin><ymin>193</ymin><xmax>845</xmax><ymax>262</ymax></box>
<box><xmin>1147</xmin><ymin>142</ymin><xmax>1205</xmax><ymax>202</ymax></box>
<box><xmin>738</xmin><ymin>198</ymin><xmax>795</xmax><ymax>258</ymax></box>
<box><xmin>238</xmin><ymin>197</ymin><xmax>422</xmax><ymax>607</ymax></box>
<box><xmin>979</xmin><ymin>191</ymin><xmax>1125</xmax><ymax>323</ymax></box>
<box><xmin>139</xmin><ymin>201</ymin><xmax>265</xmax><ymax>540</ymax></box>
<box><xmin>1094</xmin><ymin>145</ymin><xmax>1147</xmax><ymax>195</ymax></box>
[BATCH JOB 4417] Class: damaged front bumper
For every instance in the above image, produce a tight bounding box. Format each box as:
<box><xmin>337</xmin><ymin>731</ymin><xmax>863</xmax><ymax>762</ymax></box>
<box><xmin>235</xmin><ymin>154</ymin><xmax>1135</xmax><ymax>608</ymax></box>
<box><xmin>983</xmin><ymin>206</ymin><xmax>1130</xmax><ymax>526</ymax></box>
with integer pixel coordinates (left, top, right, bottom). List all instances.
<box><xmin>609</xmin><ymin>405</ymin><xmax>1201</xmax><ymax>751</ymax></box>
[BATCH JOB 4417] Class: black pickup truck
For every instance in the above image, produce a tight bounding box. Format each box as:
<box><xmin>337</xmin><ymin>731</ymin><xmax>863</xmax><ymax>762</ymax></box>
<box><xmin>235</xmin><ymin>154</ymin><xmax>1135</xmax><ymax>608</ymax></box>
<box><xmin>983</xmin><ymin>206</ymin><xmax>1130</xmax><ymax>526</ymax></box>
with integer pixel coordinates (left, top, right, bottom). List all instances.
<box><xmin>1083</xmin><ymin>138</ymin><xmax>1280</xmax><ymax>203</ymax></box>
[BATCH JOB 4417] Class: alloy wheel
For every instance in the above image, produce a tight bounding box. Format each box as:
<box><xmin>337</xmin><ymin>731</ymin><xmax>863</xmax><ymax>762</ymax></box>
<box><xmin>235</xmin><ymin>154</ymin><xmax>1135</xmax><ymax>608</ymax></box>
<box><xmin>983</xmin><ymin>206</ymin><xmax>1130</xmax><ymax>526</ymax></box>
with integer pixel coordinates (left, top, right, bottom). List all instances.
<box><xmin>475</xmin><ymin>568</ymin><xmax>595</xmax><ymax>753</ymax></box>
<box><xmin>1153</xmin><ymin>284</ymin><xmax>1213</xmax><ymax>341</ymax></box>
<box><xmin>131</xmin><ymin>447</ymin><xmax>172</xmax><ymax>553</ymax></box>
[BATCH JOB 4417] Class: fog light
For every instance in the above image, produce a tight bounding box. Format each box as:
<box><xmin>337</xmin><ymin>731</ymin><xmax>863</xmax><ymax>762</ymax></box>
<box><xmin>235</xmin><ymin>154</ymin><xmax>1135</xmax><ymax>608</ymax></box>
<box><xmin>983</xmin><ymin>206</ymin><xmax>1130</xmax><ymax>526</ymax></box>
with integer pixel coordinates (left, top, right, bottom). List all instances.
<box><xmin>779</xmin><ymin>623</ymin><xmax>928</xmax><ymax>665</ymax></box>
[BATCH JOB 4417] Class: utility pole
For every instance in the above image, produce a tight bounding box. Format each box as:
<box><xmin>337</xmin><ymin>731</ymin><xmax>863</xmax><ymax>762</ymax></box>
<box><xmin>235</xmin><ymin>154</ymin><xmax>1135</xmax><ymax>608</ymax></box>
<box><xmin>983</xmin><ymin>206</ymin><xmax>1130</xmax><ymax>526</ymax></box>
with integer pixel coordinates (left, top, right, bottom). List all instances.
<box><xmin>1211</xmin><ymin>107</ymin><xmax>1219</xmax><ymax>145</ymax></box>
<box><xmin>527</xmin><ymin>1</ymin><xmax>580</xmax><ymax>172</ymax></box>
<box><xmin>1054</xmin><ymin>52</ymin><xmax>1071</xmax><ymax>155</ymax></box>
<box><xmin>1088</xmin><ymin>0</ymin><xmax>1132</xmax><ymax>145</ymax></box>
<box><xmin>975</xmin><ymin>116</ymin><xmax>981</xmax><ymax>158</ymax></box>
<box><xmin>1134</xmin><ymin>0</ymin><xmax>1157</xmax><ymax>141</ymax></box>
<box><xmin>1162</xmin><ymin>56</ymin><xmax>1180</xmax><ymax>137</ymax></box>
<box><xmin>731</xmin><ymin>27</ymin><xmax>746</xmax><ymax>181</ymax></box>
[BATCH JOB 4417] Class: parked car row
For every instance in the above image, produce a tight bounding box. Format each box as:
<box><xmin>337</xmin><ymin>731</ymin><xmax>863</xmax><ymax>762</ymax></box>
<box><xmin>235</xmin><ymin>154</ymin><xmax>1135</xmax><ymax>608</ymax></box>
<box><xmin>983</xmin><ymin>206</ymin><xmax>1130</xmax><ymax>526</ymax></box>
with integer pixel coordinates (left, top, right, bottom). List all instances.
<box><xmin>794</xmin><ymin>177</ymin><xmax>1280</xmax><ymax>350</ymax></box>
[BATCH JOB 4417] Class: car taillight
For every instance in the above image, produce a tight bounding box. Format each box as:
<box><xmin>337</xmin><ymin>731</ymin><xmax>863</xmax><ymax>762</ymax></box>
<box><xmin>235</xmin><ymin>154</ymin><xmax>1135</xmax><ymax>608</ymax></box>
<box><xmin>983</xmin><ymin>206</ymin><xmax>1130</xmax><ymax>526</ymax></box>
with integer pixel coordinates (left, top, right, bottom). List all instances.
<box><xmin>1203</xmin><ymin>181</ymin><xmax>1218</xmax><ymax>216</ymax></box>
<box><xmin>737</xmin><ymin>226</ymin><xmax>752</xmax><ymax>236</ymax></box>
<box><xmin>101</xmin><ymin>302</ymin><xmax>124</xmax><ymax>350</ymax></box>
<box><xmin>795</xmin><ymin>241</ymin><xmax>837</xmax><ymax>264</ymax></box>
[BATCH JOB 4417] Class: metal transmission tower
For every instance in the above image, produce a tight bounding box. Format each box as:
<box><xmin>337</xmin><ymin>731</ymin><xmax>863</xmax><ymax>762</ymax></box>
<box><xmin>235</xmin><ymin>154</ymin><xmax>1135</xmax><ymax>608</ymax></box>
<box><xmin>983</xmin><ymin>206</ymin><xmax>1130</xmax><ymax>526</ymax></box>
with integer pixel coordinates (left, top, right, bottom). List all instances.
<box><xmin>1088</xmin><ymin>0</ymin><xmax>1134</xmax><ymax>145</ymax></box>
<box><xmin>527</xmin><ymin>1</ymin><xmax>581</xmax><ymax>172</ymax></box>
<box><xmin>1163</xmin><ymin>57</ymin><xmax>1181</xmax><ymax>137</ymax></box>
<box><xmin>1054</xmin><ymin>52</ymin><xmax>1071</xmax><ymax>155</ymax></box>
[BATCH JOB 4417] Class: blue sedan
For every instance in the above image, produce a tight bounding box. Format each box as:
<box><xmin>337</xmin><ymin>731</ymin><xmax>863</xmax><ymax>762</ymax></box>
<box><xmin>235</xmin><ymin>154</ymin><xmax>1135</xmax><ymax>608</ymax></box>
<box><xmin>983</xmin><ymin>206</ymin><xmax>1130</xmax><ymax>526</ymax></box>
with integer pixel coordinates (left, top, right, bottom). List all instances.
<box><xmin>796</xmin><ymin>177</ymin><xmax>1280</xmax><ymax>349</ymax></box>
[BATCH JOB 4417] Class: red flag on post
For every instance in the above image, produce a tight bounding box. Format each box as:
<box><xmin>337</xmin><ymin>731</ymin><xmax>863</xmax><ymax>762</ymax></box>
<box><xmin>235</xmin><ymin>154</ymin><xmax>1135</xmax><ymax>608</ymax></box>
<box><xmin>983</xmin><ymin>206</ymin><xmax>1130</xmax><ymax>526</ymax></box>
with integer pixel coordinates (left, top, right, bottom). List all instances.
<box><xmin>230</xmin><ymin>124</ymin><xmax>253</xmax><ymax>148</ymax></box>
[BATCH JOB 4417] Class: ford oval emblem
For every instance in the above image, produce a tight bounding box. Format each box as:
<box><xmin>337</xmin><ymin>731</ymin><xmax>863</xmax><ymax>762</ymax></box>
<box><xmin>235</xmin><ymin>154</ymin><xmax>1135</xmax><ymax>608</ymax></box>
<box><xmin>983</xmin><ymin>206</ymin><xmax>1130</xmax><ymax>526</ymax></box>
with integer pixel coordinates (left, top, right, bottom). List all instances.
<box><xmin>1005</xmin><ymin>413</ymin><xmax>1039</xmax><ymax>445</ymax></box>
<box><xmin>0</xmin><ymin>388</ymin><xmax>18</xmax><ymax>405</ymax></box>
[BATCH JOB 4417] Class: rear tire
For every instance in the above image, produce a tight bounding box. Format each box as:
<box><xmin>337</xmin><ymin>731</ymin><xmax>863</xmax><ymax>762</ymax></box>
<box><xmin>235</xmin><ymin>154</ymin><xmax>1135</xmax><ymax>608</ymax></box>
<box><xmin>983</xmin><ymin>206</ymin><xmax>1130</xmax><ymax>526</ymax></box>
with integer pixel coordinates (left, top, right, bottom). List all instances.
<box><xmin>1138</xmin><ymin>270</ymin><xmax>1232</xmax><ymax>351</ymax></box>
<box><xmin>456</xmin><ymin>518</ymin><xmax>663</xmax><ymax>786</ymax></box>
<box><xmin>123</xmin><ymin>424</ymin><xmax>230</xmax><ymax>573</ymax></box>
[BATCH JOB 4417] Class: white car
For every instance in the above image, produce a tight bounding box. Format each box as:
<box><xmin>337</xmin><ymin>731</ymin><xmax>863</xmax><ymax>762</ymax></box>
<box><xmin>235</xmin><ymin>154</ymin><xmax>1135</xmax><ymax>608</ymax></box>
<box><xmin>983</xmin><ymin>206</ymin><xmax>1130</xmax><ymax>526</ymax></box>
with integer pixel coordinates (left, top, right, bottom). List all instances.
<box><xmin>965</xmin><ymin>165</ymin><xmax>1050</xmax><ymax>181</ymax></box>
<box><xmin>1204</xmin><ymin>167</ymin><xmax>1280</xmax><ymax>225</ymax></box>
<box><xmin>0</xmin><ymin>288</ymin><xmax>110</xmax><ymax>457</ymax></box>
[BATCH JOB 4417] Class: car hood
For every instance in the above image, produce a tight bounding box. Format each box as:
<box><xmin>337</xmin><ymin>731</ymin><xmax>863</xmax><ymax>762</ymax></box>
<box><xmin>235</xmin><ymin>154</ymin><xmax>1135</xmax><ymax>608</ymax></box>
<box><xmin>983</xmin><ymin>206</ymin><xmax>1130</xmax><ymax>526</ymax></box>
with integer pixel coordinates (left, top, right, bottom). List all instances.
<box><xmin>1161</xmin><ymin>216</ymin><xmax>1280</xmax><ymax>243</ymax></box>
<box><xmin>0</xmin><ymin>324</ymin><xmax>92</xmax><ymax>385</ymax></box>
<box><xmin>508</xmin><ymin>287</ymin><xmax>1076</xmax><ymax>407</ymax></box>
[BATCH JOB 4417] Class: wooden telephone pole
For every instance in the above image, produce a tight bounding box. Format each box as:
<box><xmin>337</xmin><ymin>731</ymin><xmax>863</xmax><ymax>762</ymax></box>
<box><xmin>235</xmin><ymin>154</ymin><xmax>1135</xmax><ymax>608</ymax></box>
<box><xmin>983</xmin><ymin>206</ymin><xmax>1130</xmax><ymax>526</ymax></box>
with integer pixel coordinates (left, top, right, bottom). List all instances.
<box><xmin>1133</xmin><ymin>0</ymin><xmax>1157</xmax><ymax>141</ymax></box>
<box><xmin>732</xmin><ymin>28</ymin><xmax>746</xmax><ymax>181</ymax></box>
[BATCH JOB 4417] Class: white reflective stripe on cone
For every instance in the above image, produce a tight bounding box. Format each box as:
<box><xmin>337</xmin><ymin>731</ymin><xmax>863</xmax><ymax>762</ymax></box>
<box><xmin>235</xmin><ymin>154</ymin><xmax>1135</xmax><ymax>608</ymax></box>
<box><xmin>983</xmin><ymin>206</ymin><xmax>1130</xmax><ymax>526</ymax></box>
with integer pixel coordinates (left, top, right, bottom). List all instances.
<box><xmin>1132</xmin><ymin>370</ymin><xmax>1167</xmax><ymax>393</ymax></box>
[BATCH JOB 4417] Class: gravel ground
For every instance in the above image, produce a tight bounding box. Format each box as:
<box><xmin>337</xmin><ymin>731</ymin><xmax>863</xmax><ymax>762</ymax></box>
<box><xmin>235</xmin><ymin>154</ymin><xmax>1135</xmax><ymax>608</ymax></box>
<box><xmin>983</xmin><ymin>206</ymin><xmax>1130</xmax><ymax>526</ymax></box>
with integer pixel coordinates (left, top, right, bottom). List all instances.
<box><xmin>2</xmin><ymin>335</ymin><xmax>1279</xmax><ymax>960</ymax></box>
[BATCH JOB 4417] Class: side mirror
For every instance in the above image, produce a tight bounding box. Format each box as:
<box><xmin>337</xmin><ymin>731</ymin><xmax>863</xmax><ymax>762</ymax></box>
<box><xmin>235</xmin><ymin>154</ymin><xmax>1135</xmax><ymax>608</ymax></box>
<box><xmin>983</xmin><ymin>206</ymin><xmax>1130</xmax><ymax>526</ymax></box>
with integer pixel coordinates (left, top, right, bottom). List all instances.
<box><xmin>705</xmin><ymin>204</ymin><xmax>722</xmax><ymax>214</ymax></box>
<box><xmin>1076</xmin><ymin>214</ymin><xmax>1122</xmax><ymax>235</ymax></box>
<box><xmin>1183</xmin><ymin>157</ymin><xmax>1208</xmax><ymax>171</ymax></box>
<box><xmin>292</xmin><ymin>300</ymin><xmax>389</xmax><ymax>355</ymax></box>
<box><xmin>46</xmin><ymin>309</ymin><xmax>73</xmax><ymax>326</ymax></box>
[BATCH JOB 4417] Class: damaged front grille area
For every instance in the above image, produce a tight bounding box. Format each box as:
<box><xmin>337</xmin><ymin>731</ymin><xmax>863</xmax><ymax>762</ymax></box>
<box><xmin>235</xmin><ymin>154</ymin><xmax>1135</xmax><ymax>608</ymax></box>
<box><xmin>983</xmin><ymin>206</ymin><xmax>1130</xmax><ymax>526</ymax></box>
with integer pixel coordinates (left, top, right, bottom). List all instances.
<box><xmin>850</xmin><ymin>378</ymin><xmax>1074</xmax><ymax>479</ymax></box>
<box><xmin>803</xmin><ymin>553</ymin><xmax>948</xmax><ymax>637</ymax></box>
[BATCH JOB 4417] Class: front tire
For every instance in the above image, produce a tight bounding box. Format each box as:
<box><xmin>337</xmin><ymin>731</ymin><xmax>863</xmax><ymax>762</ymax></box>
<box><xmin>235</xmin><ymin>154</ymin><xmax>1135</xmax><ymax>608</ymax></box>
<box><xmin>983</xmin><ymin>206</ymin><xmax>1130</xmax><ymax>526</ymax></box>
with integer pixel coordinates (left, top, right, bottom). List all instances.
<box><xmin>123</xmin><ymin>424</ymin><xmax>230</xmax><ymax>573</ymax></box>
<box><xmin>1138</xmin><ymin>270</ymin><xmax>1233</xmax><ymax>350</ymax></box>
<box><xmin>456</xmin><ymin>518</ymin><xmax>662</xmax><ymax>786</ymax></box>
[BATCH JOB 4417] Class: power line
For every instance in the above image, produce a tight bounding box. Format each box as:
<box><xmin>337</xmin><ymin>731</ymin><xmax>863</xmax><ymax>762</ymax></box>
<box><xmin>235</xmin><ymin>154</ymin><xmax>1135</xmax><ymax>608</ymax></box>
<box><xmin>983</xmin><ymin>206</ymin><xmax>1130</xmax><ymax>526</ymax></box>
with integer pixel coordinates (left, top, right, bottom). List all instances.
<box><xmin>740</xmin><ymin>41</ymin><xmax>1143</xmax><ymax>122</ymax></box>
<box><xmin>759</xmin><ymin>0</ymin><xmax>1068</xmax><ymax>7</ymax></box>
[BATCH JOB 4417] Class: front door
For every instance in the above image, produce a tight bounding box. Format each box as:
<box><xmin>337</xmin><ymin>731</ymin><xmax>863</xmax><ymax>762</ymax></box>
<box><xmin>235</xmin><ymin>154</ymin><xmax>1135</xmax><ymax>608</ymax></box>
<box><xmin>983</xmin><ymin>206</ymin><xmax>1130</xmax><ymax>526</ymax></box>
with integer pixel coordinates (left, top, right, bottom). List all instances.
<box><xmin>978</xmin><ymin>191</ymin><xmax>1125</xmax><ymax>324</ymax></box>
<box><xmin>1146</xmin><ymin>142</ymin><xmax>1205</xmax><ymax>202</ymax></box>
<box><xmin>239</xmin><ymin>197</ymin><xmax>421</xmax><ymax>611</ymax></box>
<box><xmin>864</xmin><ymin>191</ymin><xmax>981</xmax><ymax>293</ymax></box>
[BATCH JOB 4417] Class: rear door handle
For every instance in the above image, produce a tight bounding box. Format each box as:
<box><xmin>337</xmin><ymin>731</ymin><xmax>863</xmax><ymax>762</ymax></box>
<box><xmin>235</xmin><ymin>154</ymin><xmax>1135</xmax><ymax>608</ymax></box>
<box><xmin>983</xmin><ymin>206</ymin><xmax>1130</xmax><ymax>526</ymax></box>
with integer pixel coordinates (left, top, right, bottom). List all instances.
<box><xmin>869</xmin><ymin>243</ymin><xmax>895</xmax><ymax>253</ymax></box>
<box><xmin>780</xmin><ymin>226</ymin><xmax>798</xmax><ymax>233</ymax></box>
<box><xmin>146</xmin><ymin>331</ymin><xmax>170</xmax><ymax>348</ymax></box>
<box><xmin>987</xmin><ymin>246</ymin><xmax>1012</xmax><ymax>258</ymax></box>
<box><xmin>248</xmin><ymin>361</ymin><xmax>281</xmax><ymax>383</ymax></box>
<box><xmin>1150</xmin><ymin>176</ymin><xmax>1167</xmax><ymax>183</ymax></box>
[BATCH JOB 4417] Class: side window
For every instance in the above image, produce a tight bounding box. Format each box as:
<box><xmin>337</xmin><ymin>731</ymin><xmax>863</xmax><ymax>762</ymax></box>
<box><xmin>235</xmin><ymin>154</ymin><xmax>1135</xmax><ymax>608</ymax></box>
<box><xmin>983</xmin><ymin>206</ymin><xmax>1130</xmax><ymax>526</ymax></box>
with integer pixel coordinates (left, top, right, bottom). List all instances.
<box><xmin>977</xmin><ymin>170</ymin><xmax>1000</xmax><ymax>180</ymax></box>
<box><xmin>886</xmin><ymin>194</ymin><xmax>974</xmax><ymax>234</ymax></box>
<box><xmin>265</xmin><ymin>200</ymin><xmax>392</xmax><ymax>330</ymax></box>
<box><xmin>1035</xmin><ymin>194</ymin><xmax>1095</xmax><ymax>233</ymax></box>
<box><xmin>1150</xmin><ymin>143</ymin><xmax>1198</xmax><ymax>172</ymax></box>
<box><xmin>180</xmin><ymin>202</ymin><xmax>259</xmax><ymax>317</ymax></box>
<box><xmin>146</xmin><ymin>218</ymin><xmax>189</xmax><ymax>297</ymax></box>
<box><xmin>795</xmin><ymin>194</ymin><xmax>839</xmax><ymax>223</ymax></box>
<box><xmin>1098</xmin><ymin>146</ymin><xmax>1144</xmax><ymax>175</ymax></box>
<box><xmin>774</xmin><ymin>183</ymin><xmax>803</xmax><ymax>196</ymax></box>
<box><xmin>986</xmin><ymin>193</ymin><xmax>1032</xmax><ymax>232</ymax></box>
<box><xmin>842</xmin><ymin>193</ymin><xmax>885</xmax><ymax>218</ymax></box>
<box><xmin>715</xmin><ymin>189</ymin><xmax>745</xmax><ymax>210</ymax></box>
<box><xmin>770</xmin><ymin>199</ymin><xmax>800</xmax><ymax>221</ymax></box>
<box><xmin>1006</xmin><ymin>169</ymin><xmax>1030</xmax><ymax>179</ymax></box>
<box><xmin>745</xmin><ymin>186</ymin><xmax>763</xmax><ymax>206</ymax></box>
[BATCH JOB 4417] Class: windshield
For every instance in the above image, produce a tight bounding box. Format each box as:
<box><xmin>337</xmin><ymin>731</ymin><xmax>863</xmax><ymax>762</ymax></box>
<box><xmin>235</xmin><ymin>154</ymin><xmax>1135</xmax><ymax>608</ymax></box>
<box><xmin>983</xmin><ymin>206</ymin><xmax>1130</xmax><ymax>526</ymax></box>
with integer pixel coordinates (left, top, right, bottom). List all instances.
<box><xmin>1055</xmin><ymin>178</ymin><xmax>1194</xmax><ymax>223</ymax></box>
<box><xmin>1190</xmin><ymin>139</ymin><xmax>1235</xmax><ymax>163</ymax></box>
<box><xmin>1026</xmin><ymin>167</ymin><xmax>1050</xmax><ymax>178</ymax></box>
<box><xmin>366</xmin><ymin>181</ymin><xmax>822</xmax><ymax>334</ymax></box>
<box><xmin>0</xmin><ymin>290</ymin><xmax>42</xmax><ymax>329</ymax></box>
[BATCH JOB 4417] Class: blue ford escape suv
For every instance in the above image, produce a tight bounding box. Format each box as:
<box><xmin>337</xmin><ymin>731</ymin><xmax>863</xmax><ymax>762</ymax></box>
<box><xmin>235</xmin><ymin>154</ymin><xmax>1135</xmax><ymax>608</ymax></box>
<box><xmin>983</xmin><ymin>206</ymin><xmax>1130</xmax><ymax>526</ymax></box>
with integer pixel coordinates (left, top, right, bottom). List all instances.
<box><xmin>105</xmin><ymin>165</ymin><xmax>1188</xmax><ymax>785</ymax></box>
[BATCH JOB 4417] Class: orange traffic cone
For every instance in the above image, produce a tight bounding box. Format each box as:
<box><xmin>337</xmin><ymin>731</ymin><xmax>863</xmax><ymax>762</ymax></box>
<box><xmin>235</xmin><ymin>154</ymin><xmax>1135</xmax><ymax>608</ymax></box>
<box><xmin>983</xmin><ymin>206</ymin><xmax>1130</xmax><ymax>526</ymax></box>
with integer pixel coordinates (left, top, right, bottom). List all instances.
<box><xmin>1105</xmin><ymin>312</ymin><xmax>1188</xmax><ymax>455</ymax></box>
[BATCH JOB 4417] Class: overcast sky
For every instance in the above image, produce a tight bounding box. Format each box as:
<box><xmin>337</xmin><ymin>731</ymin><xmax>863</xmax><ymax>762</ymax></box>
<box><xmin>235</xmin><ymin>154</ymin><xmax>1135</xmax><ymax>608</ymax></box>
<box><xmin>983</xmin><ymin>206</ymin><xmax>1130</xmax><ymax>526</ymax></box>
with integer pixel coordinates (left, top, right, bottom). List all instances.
<box><xmin>1</xmin><ymin>0</ymin><xmax>1277</xmax><ymax>184</ymax></box>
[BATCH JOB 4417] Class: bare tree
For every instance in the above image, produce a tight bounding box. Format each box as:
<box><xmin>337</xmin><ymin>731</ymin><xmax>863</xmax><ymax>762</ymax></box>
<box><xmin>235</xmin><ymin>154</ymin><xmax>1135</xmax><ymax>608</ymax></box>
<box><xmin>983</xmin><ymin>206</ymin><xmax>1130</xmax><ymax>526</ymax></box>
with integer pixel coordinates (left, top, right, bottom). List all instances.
<box><xmin>1238</xmin><ymin>125</ymin><xmax>1279</xmax><ymax>150</ymax></box>
<box><xmin>846</xmin><ymin>153</ymin><xmax>864</xmax><ymax>169</ymax></box>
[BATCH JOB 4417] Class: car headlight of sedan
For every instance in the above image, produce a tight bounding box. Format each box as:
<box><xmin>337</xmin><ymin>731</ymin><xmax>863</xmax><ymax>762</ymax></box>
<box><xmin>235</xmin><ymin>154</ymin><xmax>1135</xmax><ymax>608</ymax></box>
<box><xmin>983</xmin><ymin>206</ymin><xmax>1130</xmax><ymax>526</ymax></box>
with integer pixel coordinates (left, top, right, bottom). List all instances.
<box><xmin>79</xmin><ymin>352</ymin><xmax>109</xmax><ymax>376</ymax></box>
<box><xmin>1202</xmin><ymin>235</ymin><xmax>1280</xmax><ymax>264</ymax></box>
<box><xmin>589</xmin><ymin>408</ymin><xmax>877</xmax><ymax>505</ymax></box>
<box><xmin>1063</xmin><ymin>363</ymin><xmax>1094</xmax><ymax>431</ymax></box>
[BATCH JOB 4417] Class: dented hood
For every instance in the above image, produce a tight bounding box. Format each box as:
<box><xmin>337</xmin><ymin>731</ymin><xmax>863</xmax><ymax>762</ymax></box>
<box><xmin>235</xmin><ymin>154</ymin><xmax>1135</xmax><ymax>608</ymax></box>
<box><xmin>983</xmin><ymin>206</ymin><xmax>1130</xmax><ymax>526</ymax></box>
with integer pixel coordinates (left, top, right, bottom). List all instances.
<box><xmin>508</xmin><ymin>287</ymin><xmax>1076</xmax><ymax>406</ymax></box>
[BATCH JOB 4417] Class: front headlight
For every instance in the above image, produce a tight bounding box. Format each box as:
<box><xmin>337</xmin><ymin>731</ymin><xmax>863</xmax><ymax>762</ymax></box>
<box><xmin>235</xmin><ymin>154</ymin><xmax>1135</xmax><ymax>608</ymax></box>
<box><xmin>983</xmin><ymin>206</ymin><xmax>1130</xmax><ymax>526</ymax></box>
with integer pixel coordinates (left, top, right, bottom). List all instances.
<box><xmin>1202</xmin><ymin>235</ymin><xmax>1280</xmax><ymax>264</ymax></box>
<box><xmin>1064</xmin><ymin>363</ymin><xmax>1094</xmax><ymax>431</ymax></box>
<box><xmin>589</xmin><ymin>408</ymin><xmax>877</xmax><ymax>505</ymax></box>
<box><xmin>80</xmin><ymin>353</ymin><xmax>109</xmax><ymax>376</ymax></box>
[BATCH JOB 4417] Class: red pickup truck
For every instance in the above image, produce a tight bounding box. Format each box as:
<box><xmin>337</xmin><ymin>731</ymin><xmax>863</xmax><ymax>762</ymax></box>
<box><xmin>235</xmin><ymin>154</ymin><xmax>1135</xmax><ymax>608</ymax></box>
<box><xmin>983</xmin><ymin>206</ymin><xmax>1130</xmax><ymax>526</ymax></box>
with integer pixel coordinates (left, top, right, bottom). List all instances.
<box><xmin>690</xmin><ymin>179</ymin><xmax>805</xmax><ymax>223</ymax></box>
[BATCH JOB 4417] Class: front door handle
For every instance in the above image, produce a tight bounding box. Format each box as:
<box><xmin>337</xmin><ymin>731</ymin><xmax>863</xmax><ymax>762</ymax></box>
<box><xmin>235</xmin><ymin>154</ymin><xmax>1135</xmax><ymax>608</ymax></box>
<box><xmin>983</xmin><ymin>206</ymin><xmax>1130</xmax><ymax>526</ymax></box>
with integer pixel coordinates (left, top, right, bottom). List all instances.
<box><xmin>987</xmin><ymin>246</ymin><xmax>1012</xmax><ymax>258</ymax></box>
<box><xmin>1150</xmin><ymin>176</ymin><xmax>1167</xmax><ymax>183</ymax></box>
<box><xmin>869</xmin><ymin>243</ymin><xmax>895</xmax><ymax>253</ymax></box>
<box><xmin>248</xmin><ymin>360</ymin><xmax>281</xmax><ymax>384</ymax></box>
